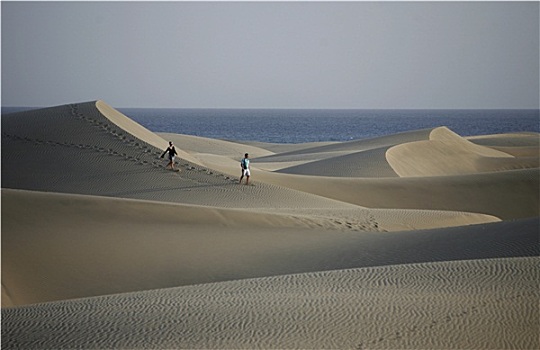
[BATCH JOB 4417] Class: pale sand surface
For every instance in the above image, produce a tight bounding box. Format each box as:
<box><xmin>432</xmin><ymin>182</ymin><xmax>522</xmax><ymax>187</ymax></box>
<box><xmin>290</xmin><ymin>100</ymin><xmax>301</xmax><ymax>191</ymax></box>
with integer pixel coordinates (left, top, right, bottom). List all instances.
<box><xmin>386</xmin><ymin>127</ymin><xmax>531</xmax><ymax>177</ymax></box>
<box><xmin>2</xmin><ymin>101</ymin><xmax>539</xmax><ymax>349</ymax></box>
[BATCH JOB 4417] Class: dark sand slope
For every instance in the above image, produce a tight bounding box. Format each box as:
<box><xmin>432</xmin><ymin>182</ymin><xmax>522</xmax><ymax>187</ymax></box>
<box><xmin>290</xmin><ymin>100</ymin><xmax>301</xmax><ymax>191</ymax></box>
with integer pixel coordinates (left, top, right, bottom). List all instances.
<box><xmin>1</xmin><ymin>101</ymin><xmax>367</xmax><ymax>210</ymax></box>
<box><xmin>2</xmin><ymin>189</ymin><xmax>537</xmax><ymax>306</ymax></box>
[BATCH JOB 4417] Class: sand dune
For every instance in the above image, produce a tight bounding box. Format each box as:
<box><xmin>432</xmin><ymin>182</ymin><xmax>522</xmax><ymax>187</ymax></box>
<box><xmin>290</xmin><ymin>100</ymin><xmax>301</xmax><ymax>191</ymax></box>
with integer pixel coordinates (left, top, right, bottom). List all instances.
<box><xmin>96</xmin><ymin>101</ymin><xmax>202</xmax><ymax>165</ymax></box>
<box><xmin>5</xmin><ymin>188</ymin><xmax>535</xmax><ymax>307</ymax></box>
<box><xmin>1</xmin><ymin>101</ymin><xmax>365</xmax><ymax>211</ymax></box>
<box><xmin>259</xmin><ymin>128</ymin><xmax>434</xmax><ymax>158</ymax></box>
<box><xmin>2</xmin><ymin>101</ymin><xmax>538</xmax><ymax>349</ymax></box>
<box><xmin>2</xmin><ymin>101</ymin><xmax>506</xmax><ymax>224</ymax></box>
<box><xmin>252</xmin><ymin>128</ymin><xmax>433</xmax><ymax>167</ymax></box>
<box><xmin>468</xmin><ymin>132</ymin><xmax>540</xmax><ymax>157</ymax></box>
<box><xmin>239</xmin><ymin>139</ymin><xmax>340</xmax><ymax>154</ymax></box>
<box><xmin>158</xmin><ymin>132</ymin><xmax>275</xmax><ymax>159</ymax></box>
<box><xmin>275</xmin><ymin>146</ymin><xmax>399</xmax><ymax>177</ymax></box>
<box><xmin>254</xmin><ymin>168</ymin><xmax>539</xmax><ymax>220</ymax></box>
<box><xmin>3</xmin><ymin>257</ymin><xmax>538</xmax><ymax>349</ymax></box>
<box><xmin>468</xmin><ymin>132</ymin><xmax>539</xmax><ymax>147</ymax></box>
<box><xmin>386</xmin><ymin>127</ymin><xmax>516</xmax><ymax>177</ymax></box>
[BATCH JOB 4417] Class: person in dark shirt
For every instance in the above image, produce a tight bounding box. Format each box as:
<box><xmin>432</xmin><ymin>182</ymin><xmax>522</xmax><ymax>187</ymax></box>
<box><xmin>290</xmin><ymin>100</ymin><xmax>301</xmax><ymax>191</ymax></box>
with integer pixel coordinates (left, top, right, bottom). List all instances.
<box><xmin>161</xmin><ymin>141</ymin><xmax>178</xmax><ymax>171</ymax></box>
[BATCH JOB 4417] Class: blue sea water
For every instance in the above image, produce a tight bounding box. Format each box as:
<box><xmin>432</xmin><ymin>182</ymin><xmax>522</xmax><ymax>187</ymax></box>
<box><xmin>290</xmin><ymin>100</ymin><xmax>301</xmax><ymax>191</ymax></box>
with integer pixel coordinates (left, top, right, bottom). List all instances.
<box><xmin>119</xmin><ymin>108</ymin><xmax>539</xmax><ymax>144</ymax></box>
<box><xmin>3</xmin><ymin>107</ymin><xmax>538</xmax><ymax>144</ymax></box>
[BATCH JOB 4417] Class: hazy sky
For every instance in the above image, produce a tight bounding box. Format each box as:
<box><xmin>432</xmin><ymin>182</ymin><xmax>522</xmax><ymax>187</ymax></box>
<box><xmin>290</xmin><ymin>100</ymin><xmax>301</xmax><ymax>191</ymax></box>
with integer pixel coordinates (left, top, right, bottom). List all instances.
<box><xmin>2</xmin><ymin>1</ymin><xmax>539</xmax><ymax>109</ymax></box>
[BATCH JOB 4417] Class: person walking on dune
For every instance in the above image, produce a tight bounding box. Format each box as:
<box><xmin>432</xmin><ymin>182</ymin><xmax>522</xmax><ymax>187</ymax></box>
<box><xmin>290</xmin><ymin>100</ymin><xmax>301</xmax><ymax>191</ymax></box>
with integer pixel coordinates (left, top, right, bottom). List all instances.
<box><xmin>161</xmin><ymin>141</ymin><xmax>179</xmax><ymax>171</ymax></box>
<box><xmin>239</xmin><ymin>153</ymin><xmax>251</xmax><ymax>185</ymax></box>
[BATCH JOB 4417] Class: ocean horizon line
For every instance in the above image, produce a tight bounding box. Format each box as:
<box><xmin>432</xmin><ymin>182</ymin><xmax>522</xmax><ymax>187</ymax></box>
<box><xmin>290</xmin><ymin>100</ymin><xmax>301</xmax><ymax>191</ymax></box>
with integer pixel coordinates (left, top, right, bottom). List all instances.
<box><xmin>2</xmin><ymin>105</ymin><xmax>539</xmax><ymax>114</ymax></box>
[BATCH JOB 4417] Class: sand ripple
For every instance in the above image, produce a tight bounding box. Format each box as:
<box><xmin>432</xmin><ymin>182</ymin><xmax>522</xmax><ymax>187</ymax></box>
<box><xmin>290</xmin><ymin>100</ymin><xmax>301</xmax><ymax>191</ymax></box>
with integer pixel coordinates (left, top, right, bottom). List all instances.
<box><xmin>2</xmin><ymin>257</ymin><xmax>538</xmax><ymax>349</ymax></box>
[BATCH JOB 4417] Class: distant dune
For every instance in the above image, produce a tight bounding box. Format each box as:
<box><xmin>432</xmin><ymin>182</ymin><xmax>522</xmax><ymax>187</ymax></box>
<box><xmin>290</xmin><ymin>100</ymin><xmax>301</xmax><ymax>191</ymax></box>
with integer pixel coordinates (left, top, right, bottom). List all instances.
<box><xmin>2</xmin><ymin>101</ymin><xmax>538</xmax><ymax>349</ymax></box>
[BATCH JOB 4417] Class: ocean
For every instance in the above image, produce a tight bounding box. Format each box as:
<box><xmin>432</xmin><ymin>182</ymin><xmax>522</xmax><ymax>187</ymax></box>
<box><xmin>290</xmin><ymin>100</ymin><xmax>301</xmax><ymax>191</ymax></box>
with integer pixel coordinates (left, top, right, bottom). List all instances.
<box><xmin>119</xmin><ymin>108</ymin><xmax>539</xmax><ymax>143</ymax></box>
<box><xmin>3</xmin><ymin>107</ymin><xmax>539</xmax><ymax>144</ymax></box>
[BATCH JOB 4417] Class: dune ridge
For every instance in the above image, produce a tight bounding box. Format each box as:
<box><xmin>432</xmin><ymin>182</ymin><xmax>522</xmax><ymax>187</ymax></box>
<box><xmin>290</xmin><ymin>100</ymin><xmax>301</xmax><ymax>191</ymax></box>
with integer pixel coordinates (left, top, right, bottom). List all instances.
<box><xmin>386</xmin><ymin>126</ymin><xmax>518</xmax><ymax>177</ymax></box>
<box><xmin>2</xmin><ymin>101</ymin><xmax>538</xmax><ymax>349</ymax></box>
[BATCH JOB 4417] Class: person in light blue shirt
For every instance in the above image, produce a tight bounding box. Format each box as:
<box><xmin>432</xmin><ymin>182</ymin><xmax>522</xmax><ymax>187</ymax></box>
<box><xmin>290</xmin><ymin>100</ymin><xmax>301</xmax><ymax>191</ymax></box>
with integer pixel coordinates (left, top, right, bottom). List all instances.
<box><xmin>239</xmin><ymin>153</ymin><xmax>250</xmax><ymax>185</ymax></box>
